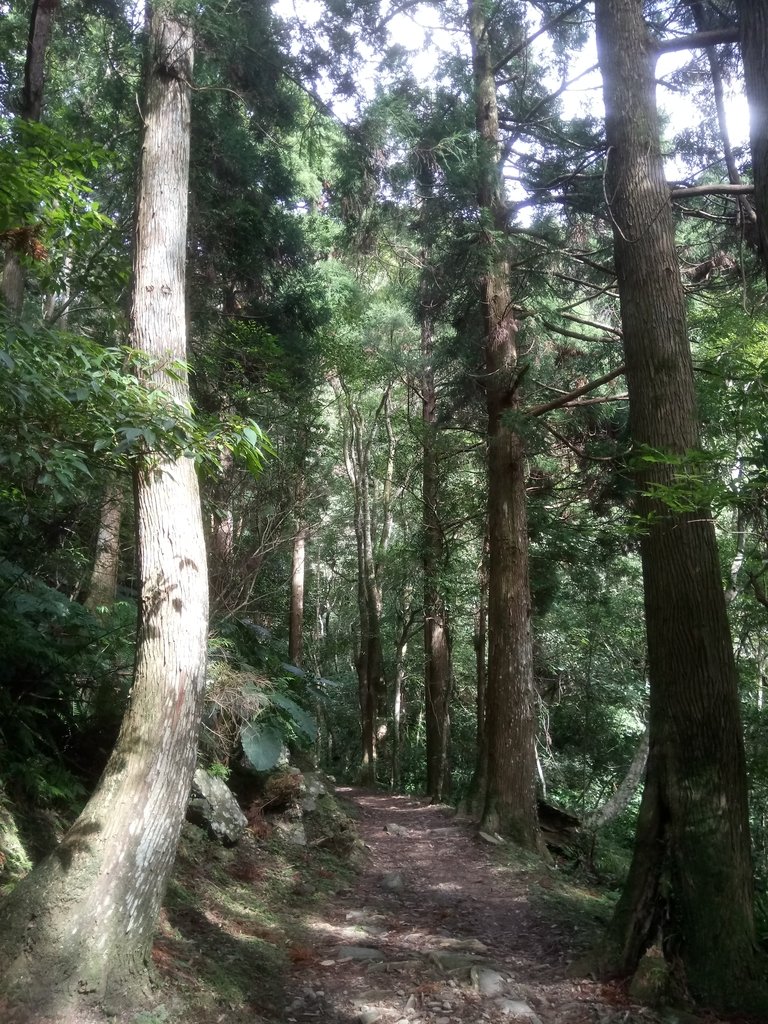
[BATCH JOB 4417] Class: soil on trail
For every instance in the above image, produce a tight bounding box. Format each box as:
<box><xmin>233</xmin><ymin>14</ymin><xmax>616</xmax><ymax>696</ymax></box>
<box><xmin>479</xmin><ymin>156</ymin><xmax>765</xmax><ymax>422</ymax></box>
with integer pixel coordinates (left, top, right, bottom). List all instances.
<box><xmin>278</xmin><ymin>788</ymin><xmax>693</xmax><ymax>1024</ymax></box>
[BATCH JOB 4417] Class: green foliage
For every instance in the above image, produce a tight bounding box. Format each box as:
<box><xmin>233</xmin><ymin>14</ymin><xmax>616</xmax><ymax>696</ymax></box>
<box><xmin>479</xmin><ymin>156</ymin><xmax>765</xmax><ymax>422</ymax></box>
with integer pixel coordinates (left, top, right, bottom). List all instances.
<box><xmin>0</xmin><ymin>117</ymin><xmax>111</xmax><ymax>239</ymax></box>
<box><xmin>0</xmin><ymin>316</ymin><xmax>273</xmax><ymax>507</ymax></box>
<box><xmin>0</xmin><ymin>558</ymin><xmax>135</xmax><ymax>810</ymax></box>
<box><xmin>241</xmin><ymin>721</ymin><xmax>286</xmax><ymax>772</ymax></box>
<box><xmin>203</xmin><ymin>622</ymin><xmax>320</xmax><ymax>774</ymax></box>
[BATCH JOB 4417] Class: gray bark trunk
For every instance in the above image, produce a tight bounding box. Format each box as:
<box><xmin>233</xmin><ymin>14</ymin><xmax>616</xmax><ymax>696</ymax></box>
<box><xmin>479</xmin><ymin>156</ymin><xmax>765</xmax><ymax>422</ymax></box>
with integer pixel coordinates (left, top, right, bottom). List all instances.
<box><xmin>289</xmin><ymin>524</ymin><xmax>307</xmax><ymax>667</ymax></box>
<box><xmin>84</xmin><ymin>478</ymin><xmax>125</xmax><ymax>612</ymax></box>
<box><xmin>0</xmin><ymin>13</ymin><xmax>208</xmax><ymax>1019</ymax></box>
<box><xmin>585</xmin><ymin>728</ymin><xmax>648</xmax><ymax>830</ymax></box>
<box><xmin>422</xmin><ymin>301</ymin><xmax>452</xmax><ymax>802</ymax></box>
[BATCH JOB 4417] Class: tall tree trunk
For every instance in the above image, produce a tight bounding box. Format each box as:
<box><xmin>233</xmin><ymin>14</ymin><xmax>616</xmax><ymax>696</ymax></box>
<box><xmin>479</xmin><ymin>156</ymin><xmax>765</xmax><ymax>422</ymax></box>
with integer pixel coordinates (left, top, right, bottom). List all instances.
<box><xmin>468</xmin><ymin>0</ymin><xmax>541</xmax><ymax>851</ymax></box>
<box><xmin>288</xmin><ymin>524</ymin><xmax>308</xmax><ymax>667</ymax></box>
<box><xmin>355</xmin><ymin>528</ymin><xmax>376</xmax><ymax>782</ymax></box>
<box><xmin>392</xmin><ymin>594</ymin><xmax>415</xmax><ymax>790</ymax></box>
<box><xmin>462</xmin><ymin>537</ymin><xmax>488</xmax><ymax>818</ymax></box>
<box><xmin>0</xmin><ymin>12</ymin><xmax>208</xmax><ymax>1018</ymax></box>
<box><xmin>690</xmin><ymin>3</ymin><xmax>755</xmax><ymax>229</ymax></box>
<box><xmin>595</xmin><ymin>0</ymin><xmax>765</xmax><ymax>1010</ymax></box>
<box><xmin>21</xmin><ymin>0</ymin><xmax>58</xmax><ymax>120</ymax></box>
<box><xmin>208</xmin><ymin>447</ymin><xmax>235</xmax><ymax>610</ymax></box>
<box><xmin>421</xmin><ymin>297</ymin><xmax>452</xmax><ymax>802</ymax></box>
<box><xmin>84</xmin><ymin>478</ymin><xmax>125</xmax><ymax>612</ymax></box>
<box><xmin>1</xmin><ymin>0</ymin><xmax>59</xmax><ymax>314</ymax></box>
<box><xmin>332</xmin><ymin>377</ymin><xmax>385</xmax><ymax>784</ymax></box>
<box><xmin>288</xmin><ymin>461</ymin><xmax>308</xmax><ymax>666</ymax></box>
<box><xmin>736</xmin><ymin>0</ymin><xmax>768</xmax><ymax>279</ymax></box>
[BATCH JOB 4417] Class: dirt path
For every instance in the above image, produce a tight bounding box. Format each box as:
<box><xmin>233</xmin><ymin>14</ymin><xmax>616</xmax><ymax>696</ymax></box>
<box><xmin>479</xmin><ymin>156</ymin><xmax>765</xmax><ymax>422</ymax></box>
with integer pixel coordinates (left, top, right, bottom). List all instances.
<box><xmin>282</xmin><ymin>788</ymin><xmax>669</xmax><ymax>1024</ymax></box>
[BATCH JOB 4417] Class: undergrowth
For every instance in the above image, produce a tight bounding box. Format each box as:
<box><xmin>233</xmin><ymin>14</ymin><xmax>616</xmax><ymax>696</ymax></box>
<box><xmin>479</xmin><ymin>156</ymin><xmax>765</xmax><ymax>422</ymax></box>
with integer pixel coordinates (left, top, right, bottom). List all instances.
<box><xmin>152</xmin><ymin>796</ymin><xmax>357</xmax><ymax>1024</ymax></box>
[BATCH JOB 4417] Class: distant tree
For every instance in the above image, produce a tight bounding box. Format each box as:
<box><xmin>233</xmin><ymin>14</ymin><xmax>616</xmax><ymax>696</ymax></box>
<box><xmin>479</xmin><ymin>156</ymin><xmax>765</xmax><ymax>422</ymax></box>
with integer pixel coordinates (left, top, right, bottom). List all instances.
<box><xmin>83</xmin><ymin>478</ymin><xmax>125</xmax><ymax>612</ymax></box>
<box><xmin>0</xmin><ymin>8</ymin><xmax>208</xmax><ymax>1018</ymax></box>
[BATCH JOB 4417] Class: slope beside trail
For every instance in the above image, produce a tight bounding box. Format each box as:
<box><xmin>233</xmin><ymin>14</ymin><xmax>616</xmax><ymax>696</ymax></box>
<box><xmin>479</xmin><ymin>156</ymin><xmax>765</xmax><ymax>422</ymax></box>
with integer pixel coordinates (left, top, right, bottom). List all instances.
<box><xmin>279</xmin><ymin>788</ymin><xmax>688</xmax><ymax>1024</ymax></box>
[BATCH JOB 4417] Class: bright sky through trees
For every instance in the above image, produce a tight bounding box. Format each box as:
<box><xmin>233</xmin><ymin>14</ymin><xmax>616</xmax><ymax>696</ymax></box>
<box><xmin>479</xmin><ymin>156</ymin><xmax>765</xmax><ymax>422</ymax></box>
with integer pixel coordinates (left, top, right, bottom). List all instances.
<box><xmin>272</xmin><ymin>0</ymin><xmax>750</xmax><ymax>183</ymax></box>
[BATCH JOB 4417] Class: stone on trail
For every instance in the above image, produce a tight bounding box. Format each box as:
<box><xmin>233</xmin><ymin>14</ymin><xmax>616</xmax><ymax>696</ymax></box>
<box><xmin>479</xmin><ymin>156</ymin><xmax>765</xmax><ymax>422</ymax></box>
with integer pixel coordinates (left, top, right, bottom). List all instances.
<box><xmin>384</xmin><ymin>821</ymin><xmax>409</xmax><ymax>836</ymax></box>
<box><xmin>381</xmin><ymin>870</ymin><xmax>405</xmax><ymax>891</ymax></box>
<box><xmin>187</xmin><ymin>768</ymin><xmax>248</xmax><ymax>845</ymax></box>
<box><xmin>436</xmin><ymin>936</ymin><xmax>488</xmax><ymax>953</ymax></box>
<box><xmin>356</xmin><ymin>1010</ymin><xmax>382</xmax><ymax>1024</ymax></box>
<box><xmin>300</xmin><ymin>770</ymin><xmax>330</xmax><ymax>812</ymax></box>
<box><xmin>346</xmin><ymin>908</ymin><xmax>369</xmax><ymax>922</ymax></box>
<box><xmin>430</xmin><ymin>950</ymin><xmax>501</xmax><ymax>972</ymax></box>
<box><xmin>274</xmin><ymin>818</ymin><xmax>307</xmax><ymax>845</ymax></box>
<box><xmin>494</xmin><ymin>997</ymin><xmax>542</xmax><ymax>1022</ymax></box>
<box><xmin>478</xmin><ymin>830</ymin><xmax>506</xmax><ymax>845</ymax></box>
<box><xmin>336</xmin><ymin>945</ymin><xmax>386</xmax><ymax>961</ymax></box>
<box><xmin>471</xmin><ymin>966</ymin><xmax>506</xmax><ymax>996</ymax></box>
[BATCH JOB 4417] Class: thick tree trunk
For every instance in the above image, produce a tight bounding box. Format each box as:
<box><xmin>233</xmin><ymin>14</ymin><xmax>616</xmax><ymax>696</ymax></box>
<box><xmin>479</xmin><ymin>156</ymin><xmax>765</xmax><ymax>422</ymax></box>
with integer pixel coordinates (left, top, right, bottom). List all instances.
<box><xmin>468</xmin><ymin>0</ymin><xmax>541</xmax><ymax>851</ymax></box>
<box><xmin>422</xmin><ymin>307</ymin><xmax>452</xmax><ymax>802</ymax></box>
<box><xmin>0</xmin><ymin>13</ymin><xmax>208</xmax><ymax>1019</ymax></box>
<box><xmin>84</xmin><ymin>478</ymin><xmax>125</xmax><ymax>612</ymax></box>
<box><xmin>736</xmin><ymin>0</ymin><xmax>768</xmax><ymax>279</ymax></box>
<box><xmin>596</xmin><ymin>0</ymin><xmax>765</xmax><ymax>1010</ymax></box>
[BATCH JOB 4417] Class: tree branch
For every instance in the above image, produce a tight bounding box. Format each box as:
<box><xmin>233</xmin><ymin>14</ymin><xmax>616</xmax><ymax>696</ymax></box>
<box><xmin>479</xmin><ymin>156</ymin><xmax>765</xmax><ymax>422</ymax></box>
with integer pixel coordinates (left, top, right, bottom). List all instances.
<box><xmin>654</xmin><ymin>27</ymin><xmax>738</xmax><ymax>55</ymax></box>
<box><xmin>561</xmin><ymin>311</ymin><xmax>622</xmax><ymax>336</ymax></box>
<box><xmin>527</xmin><ymin>364</ymin><xmax>626</xmax><ymax>417</ymax></box>
<box><xmin>543</xmin><ymin>320</ymin><xmax>619</xmax><ymax>346</ymax></box>
<box><xmin>493</xmin><ymin>0</ymin><xmax>589</xmax><ymax>75</ymax></box>
<box><xmin>670</xmin><ymin>183</ymin><xmax>755</xmax><ymax>198</ymax></box>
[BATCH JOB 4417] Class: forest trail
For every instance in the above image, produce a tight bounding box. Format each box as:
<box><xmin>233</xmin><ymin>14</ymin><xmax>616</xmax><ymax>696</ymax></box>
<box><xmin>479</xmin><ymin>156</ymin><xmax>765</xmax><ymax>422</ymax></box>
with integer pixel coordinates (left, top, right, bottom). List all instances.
<box><xmin>279</xmin><ymin>788</ymin><xmax>664</xmax><ymax>1024</ymax></box>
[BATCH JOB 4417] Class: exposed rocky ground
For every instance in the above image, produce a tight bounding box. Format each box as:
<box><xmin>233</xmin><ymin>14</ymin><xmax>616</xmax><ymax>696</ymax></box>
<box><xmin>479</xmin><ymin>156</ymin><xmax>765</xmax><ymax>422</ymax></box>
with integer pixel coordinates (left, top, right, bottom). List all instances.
<box><xmin>150</xmin><ymin>786</ymin><xmax>758</xmax><ymax>1024</ymax></box>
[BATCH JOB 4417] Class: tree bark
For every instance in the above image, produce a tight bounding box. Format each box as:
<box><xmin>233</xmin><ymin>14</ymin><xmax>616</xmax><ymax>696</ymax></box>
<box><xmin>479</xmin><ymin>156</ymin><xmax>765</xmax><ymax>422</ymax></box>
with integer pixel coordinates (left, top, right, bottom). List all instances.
<box><xmin>595</xmin><ymin>0</ymin><xmax>765</xmax><ymax>1010</ymax></box>
<box><xmin>208</xmin><ymin>446</ymin><xmax>235</xmax><ymax>611</ymax></box>
<box><xmin>288</xmin><ymin>524</ymin><xmax>308</xmax><ymax>667</ymax></box>
<box><xmin>21</xmin><ymin>0</ymin><xmax>59</xmax><ymax>120</ymax></box>
<box><xmin>84</xmin><ymin>478</ymin><xmax>125</xmax><ymax>612</ymax></box>
<box><xmin>421</xmin><ymin>293</ymin><xmax>452</xmax><ymax>802</ymax></box>
<box><xmin>0</xmin><ymin>12</ymin><xmax>208</xmax><ymax>1019</ymax></box>
<box><xmin>468</xmin><ymin>0</ymin><xmax>541</xmax><ymax>851</ymax></box>
<box><xmin>736</xmin><ymin>0</ymin><xmax>768</xmax><ymax>279</ymax></box>
<box><xmin>584</xmin><ymin>728</ymin><xmax>648</xmax><ymax>830</ymax></box>
<box><xmin>392</xmin><ymin>594</ymin><xmax>415</xmax><ymax>790</ymax></box>
<box><xmin>462</xmin><ymin>537</ymin><xmax>489</xmax><ymax>818</ymax></box>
